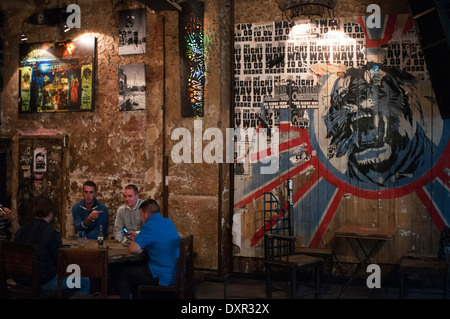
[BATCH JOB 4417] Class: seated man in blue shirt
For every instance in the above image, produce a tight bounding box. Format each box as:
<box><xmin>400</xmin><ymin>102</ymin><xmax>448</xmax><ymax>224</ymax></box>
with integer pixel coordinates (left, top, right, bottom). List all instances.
<box><xmin>72</xmin><ymin>180</ymin><xmax>108</xmax><ymax>239</ymax></box>
<box><xmin>112</xmin><ymin>199</ymin><xmax>180</xmax><ymax>299</ymax></box>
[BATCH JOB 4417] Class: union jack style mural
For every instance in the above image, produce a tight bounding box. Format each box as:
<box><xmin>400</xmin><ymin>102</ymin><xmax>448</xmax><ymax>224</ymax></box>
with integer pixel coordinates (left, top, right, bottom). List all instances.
<box><xmin>233</xmin><ymin>14</ymin><xmax>450</xmax><ymax>259</ymax></box>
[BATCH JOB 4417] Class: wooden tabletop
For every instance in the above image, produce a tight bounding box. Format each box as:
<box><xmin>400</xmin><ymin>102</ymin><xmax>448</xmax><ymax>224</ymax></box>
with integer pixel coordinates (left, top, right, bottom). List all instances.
<box><xmin>335</xmin><ymin>225</ymin><xmax>396</xmax><ymax>240</ymax></box>
<box><xmin>62</xmin><ymin>238</ymin><xmax>146</xmax><ymax>263</ymax></box>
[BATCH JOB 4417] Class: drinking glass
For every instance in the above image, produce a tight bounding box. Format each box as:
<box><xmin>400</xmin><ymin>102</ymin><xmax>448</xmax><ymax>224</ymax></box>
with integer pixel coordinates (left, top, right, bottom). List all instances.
<box><xmin>77</xmin><ymin>231</ymin><xmax>86</xmax><ymax>248</ymax></box>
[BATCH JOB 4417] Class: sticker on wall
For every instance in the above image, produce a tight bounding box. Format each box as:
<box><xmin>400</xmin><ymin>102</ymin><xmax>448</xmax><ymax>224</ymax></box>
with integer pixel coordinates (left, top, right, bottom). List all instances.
<box><xmin>33</xmin><ymin>148</ymin><xmax>47</xmax><ymax>173</ymax></box>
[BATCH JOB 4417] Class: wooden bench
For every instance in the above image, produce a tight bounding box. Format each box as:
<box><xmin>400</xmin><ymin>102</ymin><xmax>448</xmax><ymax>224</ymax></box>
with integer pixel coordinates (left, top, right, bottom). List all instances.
<box><xmin>295</xmin><ymin>247</ymin><xmax>333</xmax><ymax>293</ymax></box>
<box><xmin>398</xmin><ymin>253</ymin><xmax>449</xmax><ymax>298</ymax></box>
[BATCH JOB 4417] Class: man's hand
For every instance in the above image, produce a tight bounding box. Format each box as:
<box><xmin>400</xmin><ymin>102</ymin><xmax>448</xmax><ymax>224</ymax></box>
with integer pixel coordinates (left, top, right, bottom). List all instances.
<box><xmin>128</xmin><ymin>231</ymin><xmax>138</xmax><ymax>241</ymax></box>
<box><xmin>85</xmin><ymin>210</ymin><xmax>103</xmax><ymax>225</ymax></box>
<box><xmin>1</xmin><ymin>206</ymin><xmax>12</xmax><ymax>219</ymax></box>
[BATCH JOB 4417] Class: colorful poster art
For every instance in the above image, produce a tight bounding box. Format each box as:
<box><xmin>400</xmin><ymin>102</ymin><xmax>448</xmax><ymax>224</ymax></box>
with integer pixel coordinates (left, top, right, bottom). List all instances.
<box><xmin>233</xmin><ymin>15</ymin><xmax>450</xmax><ymax>260</ymax></box>
<box><xmin>19</xmin><ymin>37</ymin><xmax>96</xmax><ymax>113</ymax></box>
<box><xmin>179</xmin><ymin>0</ymin><xmax>205</xmax><ymax>118</ymax></box>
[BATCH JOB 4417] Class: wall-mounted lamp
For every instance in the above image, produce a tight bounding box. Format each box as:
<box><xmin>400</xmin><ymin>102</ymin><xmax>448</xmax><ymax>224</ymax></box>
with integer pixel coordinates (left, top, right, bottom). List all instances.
<box><xmin>277</xmin><ymin>0</ymin><xmax>338</xmax><ymax>19</ymax></box>
<box><xmin>20</xmin><ymin>7</ymin><xmax>71</xmax><ymax>42</ymax></box>
<box><xmin>20</xmin><ymin>21</ymin><xmax>28</xmax><ymax>42</ymax></box>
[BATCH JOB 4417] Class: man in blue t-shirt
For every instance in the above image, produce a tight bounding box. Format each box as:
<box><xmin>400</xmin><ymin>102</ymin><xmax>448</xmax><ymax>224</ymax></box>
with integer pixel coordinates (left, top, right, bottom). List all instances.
<box><xmin>111</xmin><ymin>199</ymin><xmax>180</xmax><ymax>299</ymax></box>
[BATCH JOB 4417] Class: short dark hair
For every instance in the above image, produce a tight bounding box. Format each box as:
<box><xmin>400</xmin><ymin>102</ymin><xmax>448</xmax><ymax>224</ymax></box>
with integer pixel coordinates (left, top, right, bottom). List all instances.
<box><xmin>139</xmin><ymin>199</ymin><xmax>160</xmax><ymax>214</ymax></box>
<box><xmin>125</xmin><ymin>184</ymin><xmax>139</xmax><ymax>194</ymax></box>
<box><xmin>32</xmin><ymin>197</ymin><xmax>55</xmax><ymax>218</ymax></box>
<box><xmin>83</xmin><ymin>180</ymin><xmax>97</xmax><ymax>191</ymax></box>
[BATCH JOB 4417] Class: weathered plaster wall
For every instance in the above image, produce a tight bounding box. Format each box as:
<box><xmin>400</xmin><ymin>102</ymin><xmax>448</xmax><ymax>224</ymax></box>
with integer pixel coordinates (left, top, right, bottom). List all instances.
<box><xmin>1</xmin><ymin>0</ymin><xmax>232</xmax><ymax>271</ymax></box>
<box><xmin>163</xmin><ymin>0</ymin><xmax>232</xmax><ymax>271</ymax></box>
<box><xmin>2</xmin><ymin>0</ymin><xmax>165</xmax><ymax>231</ymax></box>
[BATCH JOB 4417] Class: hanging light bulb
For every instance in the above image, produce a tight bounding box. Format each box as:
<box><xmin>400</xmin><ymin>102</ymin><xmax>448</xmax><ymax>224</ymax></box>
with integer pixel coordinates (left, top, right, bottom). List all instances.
<box><xmin>329</xmin><ymin>18</ymin><xmax>339</xmax><ymax>26</ymax></box>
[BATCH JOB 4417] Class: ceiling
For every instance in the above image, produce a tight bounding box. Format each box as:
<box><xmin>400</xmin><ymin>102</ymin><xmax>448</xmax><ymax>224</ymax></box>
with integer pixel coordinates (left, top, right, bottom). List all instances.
<box><xmin>0</xmin><ymin>0</ymin><xmax>182</xmax><ymax>12</ymax></box>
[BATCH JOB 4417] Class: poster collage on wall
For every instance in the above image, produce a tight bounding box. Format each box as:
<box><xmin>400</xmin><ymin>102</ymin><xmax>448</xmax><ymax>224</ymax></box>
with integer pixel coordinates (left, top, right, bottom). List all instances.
<box><xmin>232</xmin><ymin>14</ymin><xmax>450</xmax><ymax>257</ymax></box>
<box><xmin>234</xmin><ymin>15</ymin><xmax>428</xmax><ymax>132</ymax></box>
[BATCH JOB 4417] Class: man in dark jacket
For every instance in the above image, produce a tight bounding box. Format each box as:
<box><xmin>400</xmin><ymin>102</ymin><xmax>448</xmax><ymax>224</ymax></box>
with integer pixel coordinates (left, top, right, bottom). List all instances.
<box><xmin>14</xmin><ymin>197</ymin><xmax>90</xmax><ymax>294</ymax></box>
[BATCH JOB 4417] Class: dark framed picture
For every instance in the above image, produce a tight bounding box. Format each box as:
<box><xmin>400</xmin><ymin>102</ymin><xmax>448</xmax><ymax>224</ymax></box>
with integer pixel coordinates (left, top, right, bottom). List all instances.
<box><xmin>119</xmin><ymin>63</ymin><xmax>146</xmax><ymax>111</ymax></box>
<box><xmin>19</xmin><ymin>37</ymin><xmax>96</xmax><ymax>113</ymax></box>
<box><xmin>118</xmin><ymin>8</ymin><xmax>146</xmax><ymax>55</ymax></box>
<box><xmin>179</xmin><ymin>0</ymin><xmax>204</xmax><ymax>117</ymax></box>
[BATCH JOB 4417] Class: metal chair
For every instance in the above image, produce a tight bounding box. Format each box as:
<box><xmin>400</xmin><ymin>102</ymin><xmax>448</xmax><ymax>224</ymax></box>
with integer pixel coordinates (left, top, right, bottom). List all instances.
<box><xmin>295</xmin><ymin>246</ymin><xmax>334</xmax><ymax>293</ymax></box>
<box><xmin>57</xmin><ymin>248</ymin><xmax>109</xmax><ymax>298</ymax></box>
<box><xmin>399</xmin><ymin>253</ymin><xmax>449</xmax><ymax>299</ymax></box>
<box><xmin>263</xmin><ymin>192</ymin><xmax>325</xmax><ymax>298</ymax></box>
<box><xmin>0</xmin><ymin>241</ymin><xmax>52</xmax><ymax>299</ymax></box>
<box><xmin>264</xmin><ymin>233</ymin><xmax>323</xmax><ymax>298</ymax></box>
<box><xmin>137</xmin><ymin>235</ymin><xmax>195</xmax><ymax>299</ymax></box>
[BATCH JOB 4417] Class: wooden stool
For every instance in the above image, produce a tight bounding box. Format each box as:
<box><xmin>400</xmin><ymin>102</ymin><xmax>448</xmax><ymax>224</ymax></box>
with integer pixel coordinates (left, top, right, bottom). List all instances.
<box><xmin>295</xmin><ymin>247</ymin><xmax>333</xmax><ymax>293</ymax></box>
<box><xmin>399</xmin><ymin>253</ymin><xmax>449</xmax><ymax>298</ymax></box>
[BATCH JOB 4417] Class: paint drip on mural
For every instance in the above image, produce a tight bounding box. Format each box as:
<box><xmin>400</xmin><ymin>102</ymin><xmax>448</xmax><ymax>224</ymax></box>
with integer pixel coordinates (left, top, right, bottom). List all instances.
<box><xmin>232</xmin><ymin>14</ymin><xmax>450</xmax><ymax>257</ymax></box>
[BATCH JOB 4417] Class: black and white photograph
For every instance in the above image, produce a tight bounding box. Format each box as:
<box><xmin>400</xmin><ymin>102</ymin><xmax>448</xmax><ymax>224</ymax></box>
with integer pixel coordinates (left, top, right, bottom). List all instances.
<box><xmin>118</xmin><ymin>8</ymin><xmax>146</xmax><ymax>55</ymax></box>
<box><xmin>119</xmin><ymin>63</ymin><xmax>146</xmax><ymax>111</ymax></box>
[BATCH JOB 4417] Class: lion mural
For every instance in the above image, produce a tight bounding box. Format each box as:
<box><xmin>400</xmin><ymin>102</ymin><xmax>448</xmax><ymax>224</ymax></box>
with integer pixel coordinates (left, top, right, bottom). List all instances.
<box><xmin>322</xmin><ymin>63</ymin><xmax>435</xmax><ymax>187</ymax></box>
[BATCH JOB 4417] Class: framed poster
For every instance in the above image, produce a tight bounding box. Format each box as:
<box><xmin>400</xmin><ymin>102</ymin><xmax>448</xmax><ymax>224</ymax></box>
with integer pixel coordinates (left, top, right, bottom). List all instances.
<box><xmin>179</xmin><ymin>0</ymin><xmax>204</xmax><ymax>117</ymax></box>
<box><xmin>118</xmin><ymin>63</ymin><xmax>146</xmax><ymax>111</ymax></box>
<box><xmin>19</xmin><ymin>37</ymin><xmax>96</xmax><ymax>113</ymax></box>
<box><xmin>118</xmin><ymin>8</ymin><xmax>146</xmax><ymax>55</ymax></box>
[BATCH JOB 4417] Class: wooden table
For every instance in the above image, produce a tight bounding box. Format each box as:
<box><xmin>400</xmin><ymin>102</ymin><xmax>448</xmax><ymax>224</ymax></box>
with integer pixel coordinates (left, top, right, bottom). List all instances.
<box><xmin>335</xmin><ymin>225</ymin><xmax>396</xmax><ymax>297</ymax></box>
<box><xmin>62</xmin><ymin>238</ymin><xmax>147</xmax><ymax>264</ymax></box>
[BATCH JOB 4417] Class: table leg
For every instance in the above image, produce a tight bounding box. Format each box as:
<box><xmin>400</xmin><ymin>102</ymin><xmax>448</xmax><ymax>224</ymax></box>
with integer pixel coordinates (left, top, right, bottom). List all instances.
<box><xmin>356</xmin><ymin>238</ymin><xmax>386</xmax><ymax>267</ymax></box>
<box><xmin>338</xmin><ymin>238</ymin><xmax>386</xmax><ymax>298</ymax></box>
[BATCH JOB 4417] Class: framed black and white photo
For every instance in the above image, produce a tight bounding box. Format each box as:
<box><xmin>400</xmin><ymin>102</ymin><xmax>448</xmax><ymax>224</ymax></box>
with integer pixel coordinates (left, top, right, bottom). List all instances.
<box><xmin>118</xmin><ymin>8</ymin><xmax>146</xmax><ymax>55</ymax></box>
<box><xmin>119</xmin><ymin>63</ymin><xmax>146</xmax><ymax>111</ymax></box>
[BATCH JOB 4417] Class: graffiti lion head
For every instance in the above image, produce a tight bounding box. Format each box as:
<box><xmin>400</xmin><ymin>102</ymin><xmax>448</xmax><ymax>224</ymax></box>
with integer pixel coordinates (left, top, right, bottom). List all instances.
<box><xmin>323</xmin><ymin>63</ymin><xmax>432</xmax><ymax>186</ymax></box>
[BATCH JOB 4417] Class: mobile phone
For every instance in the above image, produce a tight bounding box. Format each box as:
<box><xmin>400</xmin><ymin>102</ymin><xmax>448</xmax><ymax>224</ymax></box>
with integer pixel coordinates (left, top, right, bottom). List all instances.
<box><xmin>123</xmin><ymin>227</ymin><xmax>130</xmax><ymax>237</ymax></box>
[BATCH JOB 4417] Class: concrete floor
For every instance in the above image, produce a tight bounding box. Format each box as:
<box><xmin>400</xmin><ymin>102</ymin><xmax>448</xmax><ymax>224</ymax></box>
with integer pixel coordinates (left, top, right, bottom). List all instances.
<box><xmin>195</xmin><ymin>274</ymin><xmax>448</xmax><ymax>299</ymax></box>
